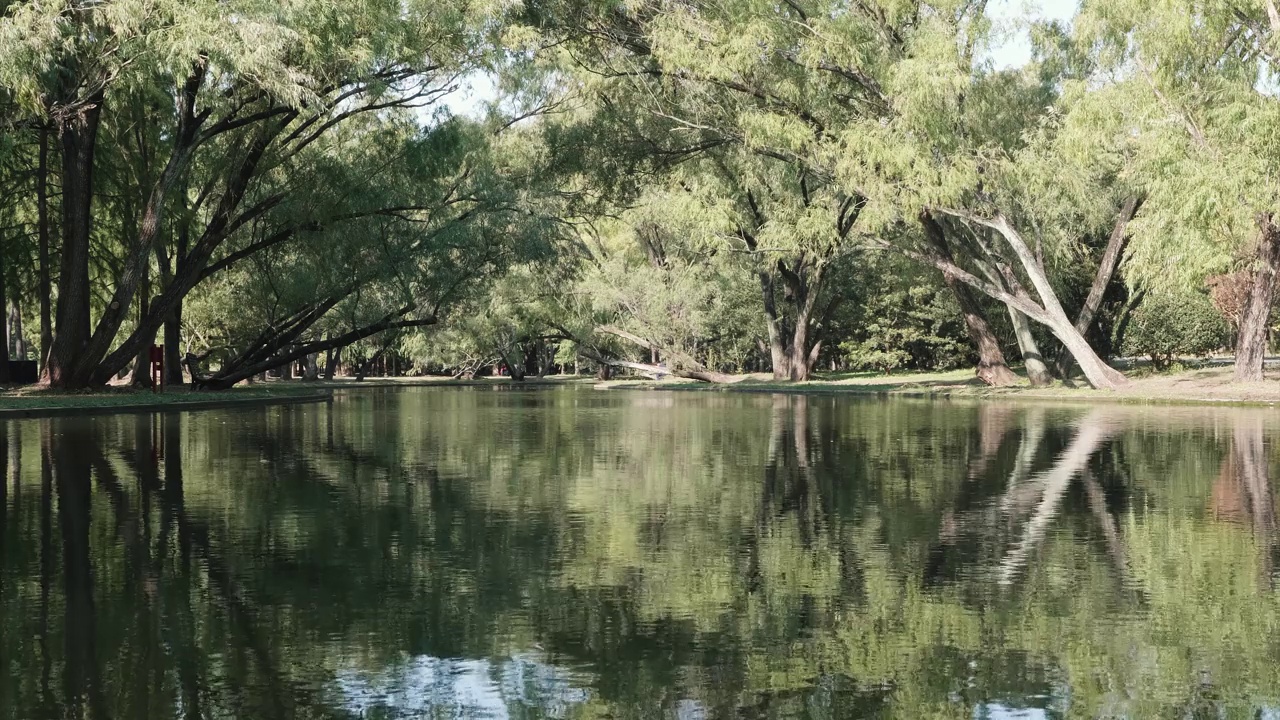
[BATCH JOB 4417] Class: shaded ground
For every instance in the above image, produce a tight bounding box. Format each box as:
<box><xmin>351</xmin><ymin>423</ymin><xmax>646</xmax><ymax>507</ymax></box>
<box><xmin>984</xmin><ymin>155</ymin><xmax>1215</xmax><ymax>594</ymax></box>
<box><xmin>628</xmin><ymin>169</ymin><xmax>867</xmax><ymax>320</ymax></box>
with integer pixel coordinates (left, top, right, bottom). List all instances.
<box><xmin>0</xmin><ymin>383</ymin><xmax>330</xmax><ymax>415</ymax></box>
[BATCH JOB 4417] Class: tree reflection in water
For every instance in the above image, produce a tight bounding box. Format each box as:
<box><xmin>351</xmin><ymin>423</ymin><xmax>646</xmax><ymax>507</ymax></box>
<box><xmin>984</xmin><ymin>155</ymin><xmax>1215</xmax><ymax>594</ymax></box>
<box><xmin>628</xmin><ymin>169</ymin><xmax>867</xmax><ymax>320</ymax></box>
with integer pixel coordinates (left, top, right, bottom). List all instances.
<box><xmin>0</xmin><ymin>390</ymin><xmax>1277</xmax><ymax>718</ymax></box>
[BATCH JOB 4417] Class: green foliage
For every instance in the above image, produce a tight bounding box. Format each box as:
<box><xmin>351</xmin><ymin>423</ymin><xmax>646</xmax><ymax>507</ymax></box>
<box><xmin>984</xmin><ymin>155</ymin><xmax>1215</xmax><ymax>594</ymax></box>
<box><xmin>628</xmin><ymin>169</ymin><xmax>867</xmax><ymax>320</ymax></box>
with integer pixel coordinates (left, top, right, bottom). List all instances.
<box><xmin>4</xmin><ymin>0</ymin><xmax>1278</xmax><ymax>387</ymax></box>
<box><xmin>1121</xmin><ymin>291</ymin><xmax>1231</xmax><ymax>370</ymax></box>
<box><xmin>841</xmin><ymin>268</ymin><xmax>973</xmax><ymax>374</ymax></box>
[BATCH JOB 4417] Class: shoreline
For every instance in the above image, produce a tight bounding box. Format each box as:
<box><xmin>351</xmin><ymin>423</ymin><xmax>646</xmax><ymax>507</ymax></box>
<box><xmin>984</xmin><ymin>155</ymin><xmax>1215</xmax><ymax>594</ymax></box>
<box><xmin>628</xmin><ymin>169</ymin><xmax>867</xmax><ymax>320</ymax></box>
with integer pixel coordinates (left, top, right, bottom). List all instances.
<box><xmin>593</xmin><ymin>366</ymin><xmax>1280</xmax><ymax>408</ymax></box>
<box><xmin>4</xmin><ymin>365</ymin><xmax>1279</xmax><ymax>414</ymax></box>
<box><xmin>0</xmin><ymin>387</ymin><xmax>333</xmax><ymax>419</ymax></box>
<box><xmin>596</xmin><ymin>380</ymin><xmax>1280</xmax><ymax>407</ymax></box>
<box><xmin>321</xmin><ymin>370</ymin><xmax>1280</xmax><ymax>407</ymax></box>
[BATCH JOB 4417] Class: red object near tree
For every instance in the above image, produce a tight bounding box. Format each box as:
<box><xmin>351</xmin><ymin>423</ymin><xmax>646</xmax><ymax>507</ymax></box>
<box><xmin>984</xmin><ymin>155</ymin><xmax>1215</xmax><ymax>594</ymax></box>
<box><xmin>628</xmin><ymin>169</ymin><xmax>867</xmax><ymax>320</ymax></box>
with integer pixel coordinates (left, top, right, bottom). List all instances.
<box><xmin>149</xmin><ymin>344</ymin><xmax>164</xmax><ymax>392</ymax></box>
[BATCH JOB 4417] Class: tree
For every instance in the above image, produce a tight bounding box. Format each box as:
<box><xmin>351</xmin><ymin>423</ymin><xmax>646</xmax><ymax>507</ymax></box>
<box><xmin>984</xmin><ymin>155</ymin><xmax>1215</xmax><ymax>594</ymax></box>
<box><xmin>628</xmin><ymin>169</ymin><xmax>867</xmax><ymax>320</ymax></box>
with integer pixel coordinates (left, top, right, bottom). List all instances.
<box><xmin>0</xmin><ymin>0</ymin><xmax>497</xmax><ymax>388</ymax></box>
<box><xmin>1080</xmin><ymin>0</ymin><xmax>1280</xmax><ymax>381</ymax></box>
<box><xmin>530</xmin><ymin>0</ymin><xmax>1129</xmax><ymax>388</ymax></box>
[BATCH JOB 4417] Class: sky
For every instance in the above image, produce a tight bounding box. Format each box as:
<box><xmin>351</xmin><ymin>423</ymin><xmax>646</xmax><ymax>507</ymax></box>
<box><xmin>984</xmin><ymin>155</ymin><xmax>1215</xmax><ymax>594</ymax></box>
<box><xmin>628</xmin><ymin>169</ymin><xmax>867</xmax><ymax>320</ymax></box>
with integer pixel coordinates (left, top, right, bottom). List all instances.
<box><xmin>987</xmin><ymin>0</ymin><xmax>1081</xmax><ymax>68</ymax></box>
<box><xmin>443</xmin><ymin>0</ymin><xmax>1083</xmax><ymax>118</ymax></box>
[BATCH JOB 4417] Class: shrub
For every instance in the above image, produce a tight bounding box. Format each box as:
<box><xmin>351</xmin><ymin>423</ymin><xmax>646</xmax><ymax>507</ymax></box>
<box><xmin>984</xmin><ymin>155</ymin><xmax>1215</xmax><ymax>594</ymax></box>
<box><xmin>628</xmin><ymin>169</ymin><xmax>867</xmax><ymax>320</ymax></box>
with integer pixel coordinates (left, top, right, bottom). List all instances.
<box><xmin>840</xmin><ymin>285</ymin><xmax>972</xmax><ymax>374</ymax></box>
<box><xmin>1121</xmin><ymin>291</ymin><xmax>1230</xmax><ymax>370</ymax></box>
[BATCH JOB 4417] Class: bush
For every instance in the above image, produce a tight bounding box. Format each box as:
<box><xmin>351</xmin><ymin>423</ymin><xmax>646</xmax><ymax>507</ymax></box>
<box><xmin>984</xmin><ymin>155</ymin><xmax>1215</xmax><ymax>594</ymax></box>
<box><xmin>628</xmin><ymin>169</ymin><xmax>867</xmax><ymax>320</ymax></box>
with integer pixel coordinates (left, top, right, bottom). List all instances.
<box><xmin>841</xmin><ymin>285</ymin><xmax>972</xmax><ymax>374</ymax></box>
<box><xmin>842</xmin><ymin>344</ymin><xmax>913</xmax><ymax>374</ymax></box>
<box><xmin>1121</xmin><ymin>291</ymin><xmax>1230</xmax><ymax>370</ymax></box>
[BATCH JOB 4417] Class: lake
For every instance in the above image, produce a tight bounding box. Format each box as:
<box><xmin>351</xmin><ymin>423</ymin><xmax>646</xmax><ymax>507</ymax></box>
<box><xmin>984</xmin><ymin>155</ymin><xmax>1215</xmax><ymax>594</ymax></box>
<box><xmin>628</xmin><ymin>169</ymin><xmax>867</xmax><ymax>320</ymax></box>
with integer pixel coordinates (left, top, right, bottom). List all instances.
<box><xmin>0</xmin><ymin>386</ymin><xmax>1277</xmax><ymax>718</ymax></box>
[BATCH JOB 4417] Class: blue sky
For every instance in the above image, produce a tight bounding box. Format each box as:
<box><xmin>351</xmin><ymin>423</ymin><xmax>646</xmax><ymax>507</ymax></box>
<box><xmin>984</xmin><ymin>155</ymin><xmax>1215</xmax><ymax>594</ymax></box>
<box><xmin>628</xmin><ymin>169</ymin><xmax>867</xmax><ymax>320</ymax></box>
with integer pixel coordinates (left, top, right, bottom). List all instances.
<box><xmin>444</xmin><ymin>0</ymin><xmax>1083</xmax><ymax>117</ymax></box>
<box><xmin>988</xmin><ymin>0</ymin><xmax>1080</xmax><ymax>67</ymax></box>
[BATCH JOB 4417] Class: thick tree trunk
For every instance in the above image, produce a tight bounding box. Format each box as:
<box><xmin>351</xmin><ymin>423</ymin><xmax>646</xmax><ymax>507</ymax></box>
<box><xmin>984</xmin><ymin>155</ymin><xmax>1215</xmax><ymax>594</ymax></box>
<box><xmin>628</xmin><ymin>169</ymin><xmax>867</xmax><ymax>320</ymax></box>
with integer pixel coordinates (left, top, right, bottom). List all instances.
<box><xmin>46</xmin><ymin>92</ymin><xmax>104</xmax><ymax>387</ymax></box>
<box><xmin>920</xmin><ymin>212</ymin><xmax>1019</xmax><ymax>387</ymax></box>
<box><xmin>55</xmin><ymin>66</ymin><xmax>208</xmax><ymax>388</ymax></box>
<box><xmin>163</xmin><ymin>312</ymin><xmax>183</xmax><ymax>385</ymax></box>
<box><xmin>990</xmin><ymin>215</ymin><xmax>1128</xmax><ymax>389</ymax></box>
<box><xmin>162</xmin><ymin>216</ymin><xmax>187</xmax><ymax>386</ymax></box>
<box><xmin>36</xmin><ymin>127</ymin><xmax>53</xmax><ymax>371</ymax></box>
<box><xmin>758</xmin><ymin>272</ymin><xmax>790</xmax><ymax>380</ymax></box>
<box><xmin>129</xmin><ymin>270</ymin><xmax>152</xmax><ymax>387</ymax></box>
<box><xmin>1234</xmin><ymin>218</ymin><xmax>1280</xmax><ymax>382</ymax></box>
<box><xmin>537</xmin><ymin>343</ymin><xmax>552</xmax><ymax>378</ymax></box>
<box><xmin>302</xmin><ymin>353</ymin><xmax>320</xmax><ymax>381</ymax></box>
<box><xmin>761</xmin><ymin>263</ymin><xmax>827</xmax><ymax>382</ymax></box>
<box><xmin>784</xmin><ymin>343</ymin><xmax>812</xmax><ymax>381</ymax></box>
<box><xmin>930</xmin><ymin>209</ymin><xmax>1128</xmax><ymax>389</ymax></box>
<box><xmin>1053</xmin><ymin>196</ymin><xmax>1141</xmax><ymax>379</ymax></box>
<box><xmin>962</xmin><ymin>296</ymin><xmax>1021</xmax><ymax>387</ymax></box>
<box><xmin>787</xmin><ymin>299</ymin><xmax>816</xmax><ymax>381</ymax></box>
<box><xmin>323</xmin><ymin>343</ymin><xmax>340</xmax><ymax>380</ymax></box>
<box><xmin>0</xmin><ymin>252</ymin><xmax>9</xmax><ymax>384</ymax></box>
<box><xmin>1007</xmin><ymin>307</ymin><xmax>1053</xmax><ymax>387</ymax></box>
<box><xmin>10</xmin><ymin>302</ymin><xmax>25</xmax><ymax>360</ymax></box>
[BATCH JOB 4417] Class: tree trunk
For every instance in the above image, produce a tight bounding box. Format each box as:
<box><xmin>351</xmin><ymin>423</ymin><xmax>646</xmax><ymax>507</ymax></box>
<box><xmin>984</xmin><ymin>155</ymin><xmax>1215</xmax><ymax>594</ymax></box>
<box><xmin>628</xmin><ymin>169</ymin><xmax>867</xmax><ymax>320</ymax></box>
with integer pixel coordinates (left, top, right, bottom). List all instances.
<box><xmin>163</xmin><ymin>211</ymin><xmax>188</xmax><ymax>386</ymax></box>
<box><xmin>89</xmin><ymin>115</ymin><xmax>283</xmax><ymax>387</ymax></box>
<box><xmin>1006</xmin><ymin>307</ymin><xmax>1053</xmax><ymax>387</ymax></box>
<box><xmin>758</xmin><ymin>272</ymin><xmax>791</xmax><ymax>380</ymax></box>
<box><xmin>785</xmin><ymin>343</ymin><xmax>811</xmax><ymax>381</ymax></box>
<box><xmin>930</xmin><ymin>209</ymin><xmax>1128</xmax><ymax>389</ymax></box>
<box><xmin>991</xmin><ymin>215</ymin><xmax>1127</xmax><ymax>389</ymax></box>
<box><xmin>55</xmin><ymin>66</ymin><xmax>207</xmax><ymax>389</ymax></box>
<box><xmin>788</xmin><ymin>302</ymin><xmax>814</xmax><ymax>381</ymax></box>
<box><xmin>163</xmin><ymin>312</ymin><xmax>183</xmax><ymax>385</ymax></box>
<box><xmin>920</xmin><ymin>212</ymin><xmax>1019</xmax><ymax>387</ymax></box>
<box><xmin>505</xmin><ymin>350</ymin><xmax>526</xmax><ymax>381</ymax></box>
<box><xmin>762</xmin><ymin>262</ymin><xmax>827</xmax><ymax>382</ymax></box>
<box><xmin>1234</xmin><ymin>218</ymin><xmax>1280</xmax><ymax>382</ymax></box>
<box><xmin>538</xmin><ymin>343</ymin><xmax>551</xmax><ymax>378</ymax></box>
<box><xmin>129</xmin><ymin>270</ymin><xmax>152</xmax><ymax>387</ymax></box>
<box><xmin>46</xmin><ymin>92</ymin><xmax>104</xmax><ymax>387</ymax></box>
<box><xmin>9</xmin><ymin>302</ymin><xmax>23</xmax><ymax>360</ymax></box>
<box><xmin>323</xmin><ymin>343</ymin><xmax>340</xmax><ymax>380</ymax></box>
<box><xmin>36</xmin><ymin>127</ymin><xmax>53</xmax><ymax>371</ymax></box>
<box><xmin>1053</xmin><ymin>196</ymin><xmax>1141</xmax><ymax>379</ymax></box>
<box><xmin>302</xmin><ymin>353</ymin><xmax>319</xmax><ymax>381</ymax></box>
<box><xmin>0</xmin><ymin>251</ymin><xmax>9</xmax><ymax>384</ymax></box>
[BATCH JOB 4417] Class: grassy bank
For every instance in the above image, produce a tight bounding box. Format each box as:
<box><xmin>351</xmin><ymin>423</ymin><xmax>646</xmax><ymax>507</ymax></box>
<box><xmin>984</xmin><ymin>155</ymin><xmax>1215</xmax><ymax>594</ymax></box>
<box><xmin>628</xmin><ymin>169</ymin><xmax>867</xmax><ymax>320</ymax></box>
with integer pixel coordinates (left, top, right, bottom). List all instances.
<box><xmin>598</xmin><ymin>365</ymin><xmax>1280</xmax><ymax>406</ymax></box>
<box><xmin>0</xmin><ymin>382</ymin><xmax>331</xmax><ymax>416</ymax></box>
<box><xmin>5</xmin><ymin>365</ymin><xmax>1276</xmax><ymax>413</ymax></box>
<box><xmin>321</xmin><ymin>375</ymin><xmax>593</xmax><ymax>389</ymax></box>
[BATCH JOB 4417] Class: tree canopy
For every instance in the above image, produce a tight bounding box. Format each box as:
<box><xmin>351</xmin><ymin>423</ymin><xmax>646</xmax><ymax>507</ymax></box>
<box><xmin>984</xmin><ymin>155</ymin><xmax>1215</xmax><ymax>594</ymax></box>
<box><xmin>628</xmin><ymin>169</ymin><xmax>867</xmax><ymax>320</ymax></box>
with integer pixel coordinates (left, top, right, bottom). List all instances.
<box><xmin>0</xmin><ymin>0</ymin><xmax>1275</xmax><ymax>388</ymax></box>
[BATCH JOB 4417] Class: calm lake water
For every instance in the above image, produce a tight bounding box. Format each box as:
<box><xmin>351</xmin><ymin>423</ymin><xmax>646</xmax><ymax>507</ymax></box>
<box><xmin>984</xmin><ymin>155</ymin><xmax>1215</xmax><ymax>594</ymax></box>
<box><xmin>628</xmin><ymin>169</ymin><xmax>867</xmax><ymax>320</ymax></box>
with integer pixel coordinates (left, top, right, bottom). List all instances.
<box><xmin>1</xmin><ymin>387</ymin><xmax>1279</xmax><ymax>719</ymax></box>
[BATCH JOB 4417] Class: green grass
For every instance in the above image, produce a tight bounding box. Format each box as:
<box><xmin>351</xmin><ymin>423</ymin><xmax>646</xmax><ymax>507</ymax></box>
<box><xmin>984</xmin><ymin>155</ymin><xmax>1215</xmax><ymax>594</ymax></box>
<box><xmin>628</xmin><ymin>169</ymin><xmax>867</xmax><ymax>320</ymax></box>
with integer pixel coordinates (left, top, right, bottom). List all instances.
<box><xmin>597</xmin><ymin>365</ymin><xmax>1280</xmax><ymax>406</ymax></box>
<box><xmin>0</xmin><ymin>383</ymin><xmax>326</xmax><ymax>410</ymax></box>
<box><xmin>600</xmin><ymin>368</ymin><xmax>985</xmax><ymax>395</ymax></box>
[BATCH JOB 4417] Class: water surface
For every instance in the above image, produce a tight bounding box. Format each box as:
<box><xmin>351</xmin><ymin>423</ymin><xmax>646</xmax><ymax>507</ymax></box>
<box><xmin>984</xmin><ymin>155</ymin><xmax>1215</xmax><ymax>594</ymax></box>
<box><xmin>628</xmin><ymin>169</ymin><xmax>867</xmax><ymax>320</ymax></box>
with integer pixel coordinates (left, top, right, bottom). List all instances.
<box><xmin>0</xmin><ymin>387</ymin><xmax>1278</xmax><ymax>718</ymax></box>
